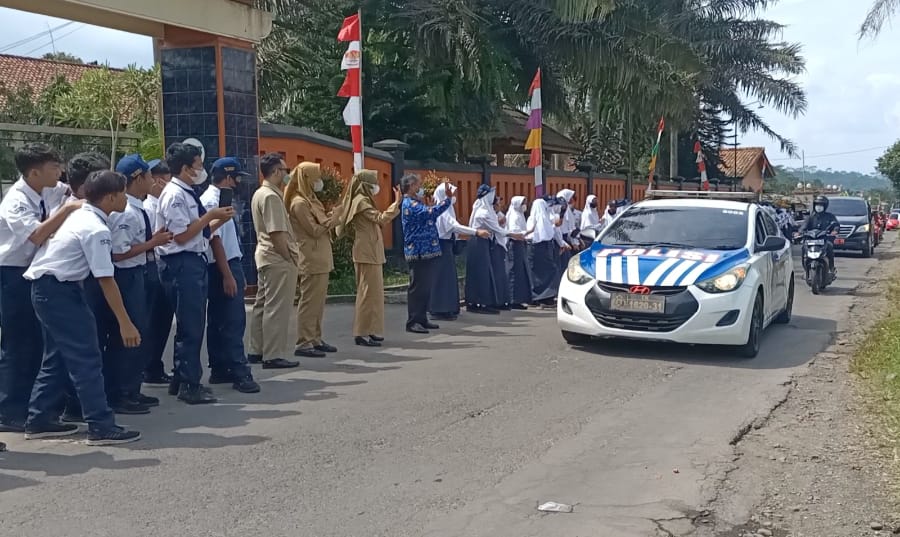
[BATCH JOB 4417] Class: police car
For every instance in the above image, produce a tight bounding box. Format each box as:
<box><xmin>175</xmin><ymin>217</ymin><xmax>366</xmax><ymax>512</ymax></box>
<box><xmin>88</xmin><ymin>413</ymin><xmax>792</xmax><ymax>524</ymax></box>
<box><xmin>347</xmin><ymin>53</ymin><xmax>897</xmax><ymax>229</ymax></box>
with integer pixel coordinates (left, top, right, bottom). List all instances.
<box><xmin>558</xmin><ymin>191</ymin><xmax>794</xmax><ymax>358</ymax></box>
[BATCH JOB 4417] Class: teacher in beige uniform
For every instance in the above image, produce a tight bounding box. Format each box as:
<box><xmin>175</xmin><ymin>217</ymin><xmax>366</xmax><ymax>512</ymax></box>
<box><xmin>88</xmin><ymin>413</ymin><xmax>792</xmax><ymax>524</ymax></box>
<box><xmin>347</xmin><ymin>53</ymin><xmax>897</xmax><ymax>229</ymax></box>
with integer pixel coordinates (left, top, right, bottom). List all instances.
<box><xmin>286</xmin><ymin>162</ymin><xmax>342</xmax><ymax>358</ymax></box>
<box><xmin>336</xmin><ymin>170</ymin><xmax>401</xmax><ymax>348</ymax></box>
<box><xmin>247</xmin><ymin>153</ymin><xmax>300</xmax><ymax>370</ymax></box>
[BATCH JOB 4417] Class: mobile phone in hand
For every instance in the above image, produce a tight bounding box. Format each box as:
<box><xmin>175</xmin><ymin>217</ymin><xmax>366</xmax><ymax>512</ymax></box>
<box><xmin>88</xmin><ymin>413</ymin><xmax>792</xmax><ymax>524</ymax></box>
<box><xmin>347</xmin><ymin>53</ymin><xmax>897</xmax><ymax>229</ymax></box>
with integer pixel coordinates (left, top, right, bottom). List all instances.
<box><xmin>218</xmin><ymin>188</ymin><xmax>234</xmax><ymax>208</ymax></box>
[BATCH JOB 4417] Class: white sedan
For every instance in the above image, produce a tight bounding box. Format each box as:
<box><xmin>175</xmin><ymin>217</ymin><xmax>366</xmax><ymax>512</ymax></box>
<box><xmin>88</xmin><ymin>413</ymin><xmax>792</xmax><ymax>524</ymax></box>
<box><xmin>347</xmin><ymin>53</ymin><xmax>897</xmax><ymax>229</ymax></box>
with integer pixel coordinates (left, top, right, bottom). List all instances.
<box><xmin>557</xmin><ymin>195</ymin><xmax>794</xmax><ymax>358</ymax></box>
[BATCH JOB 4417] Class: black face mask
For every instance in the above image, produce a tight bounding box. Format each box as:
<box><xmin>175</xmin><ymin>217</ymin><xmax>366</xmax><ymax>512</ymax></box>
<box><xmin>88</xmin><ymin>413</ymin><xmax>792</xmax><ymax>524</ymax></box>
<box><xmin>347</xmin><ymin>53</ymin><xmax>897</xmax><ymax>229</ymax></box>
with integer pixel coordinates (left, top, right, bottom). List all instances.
<box><xmin>589</xmin><ymin>202</ymin><xmax>597</xmax><ymax>209</ymax></box>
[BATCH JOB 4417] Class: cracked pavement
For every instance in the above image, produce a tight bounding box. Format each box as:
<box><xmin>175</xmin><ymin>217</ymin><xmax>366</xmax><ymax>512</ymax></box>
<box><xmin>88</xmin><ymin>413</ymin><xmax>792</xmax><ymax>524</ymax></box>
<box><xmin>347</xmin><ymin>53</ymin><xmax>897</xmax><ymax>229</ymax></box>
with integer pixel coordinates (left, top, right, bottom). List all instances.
<box><xmin>0</xmin><ymin>237</ymin><xmax>889</xmax><ymax>537</ymax></box>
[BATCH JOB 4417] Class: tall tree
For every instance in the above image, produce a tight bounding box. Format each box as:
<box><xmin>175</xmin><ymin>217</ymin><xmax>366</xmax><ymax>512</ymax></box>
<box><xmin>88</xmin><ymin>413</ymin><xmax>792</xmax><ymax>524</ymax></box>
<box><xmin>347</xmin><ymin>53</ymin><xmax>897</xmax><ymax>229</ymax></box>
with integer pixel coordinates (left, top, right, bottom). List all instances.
<box><xmin>41</xmin><ymin>51</ymin><xmax>83</xmax><ymax>64</ymax></box>
<box><xmin>860</xmin><ymin>0</ymin><xmax>900</xmax><ymax>38</ymax></box>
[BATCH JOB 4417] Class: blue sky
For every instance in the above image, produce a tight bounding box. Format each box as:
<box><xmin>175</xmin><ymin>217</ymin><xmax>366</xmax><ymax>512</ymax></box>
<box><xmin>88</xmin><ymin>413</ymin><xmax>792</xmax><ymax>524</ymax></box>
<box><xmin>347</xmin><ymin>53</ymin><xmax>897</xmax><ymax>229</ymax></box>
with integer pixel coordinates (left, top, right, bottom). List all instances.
<box><xmin>0</xmin><ymin>2</ymin><xmax>898</xmax><ymax>173</ymax></box>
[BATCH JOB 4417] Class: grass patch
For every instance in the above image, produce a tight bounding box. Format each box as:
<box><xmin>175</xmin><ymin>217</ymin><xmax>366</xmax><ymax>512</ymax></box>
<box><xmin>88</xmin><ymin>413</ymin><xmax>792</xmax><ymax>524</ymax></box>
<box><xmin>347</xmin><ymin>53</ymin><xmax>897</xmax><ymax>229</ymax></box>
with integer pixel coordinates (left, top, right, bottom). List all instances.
<box><xmin>852</xmin><ymin>278</ymin><xmax>900</xmax><ymax>442</ymax></box>
<box><xmin>327</xmin><ymin>268</ymin><xmax>409</xmax><ymax>296</ymax></box>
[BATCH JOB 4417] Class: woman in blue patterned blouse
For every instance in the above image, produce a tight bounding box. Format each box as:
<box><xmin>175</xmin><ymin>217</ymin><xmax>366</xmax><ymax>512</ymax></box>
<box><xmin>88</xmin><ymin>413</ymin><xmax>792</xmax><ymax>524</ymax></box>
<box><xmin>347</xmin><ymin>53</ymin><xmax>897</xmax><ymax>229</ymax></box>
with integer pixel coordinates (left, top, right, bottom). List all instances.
<box><xmin>400</xmin><ymin>173</ymin><xmax>452</xmax><ymax>334</ymax></box>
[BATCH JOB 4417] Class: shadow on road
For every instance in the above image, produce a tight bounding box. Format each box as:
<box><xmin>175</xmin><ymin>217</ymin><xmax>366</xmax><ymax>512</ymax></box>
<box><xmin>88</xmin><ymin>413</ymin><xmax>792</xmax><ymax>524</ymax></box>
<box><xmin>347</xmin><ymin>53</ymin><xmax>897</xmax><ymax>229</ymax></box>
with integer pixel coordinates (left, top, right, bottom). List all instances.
<box><xmin>0</xmin><ymin>450</ymin><xmax>160</xmax><ymax>492</ymax></box>
<box><xmin>569</xmin><ymin>314</ymin><xmax>836</xmax><ymax>370</ymax></box>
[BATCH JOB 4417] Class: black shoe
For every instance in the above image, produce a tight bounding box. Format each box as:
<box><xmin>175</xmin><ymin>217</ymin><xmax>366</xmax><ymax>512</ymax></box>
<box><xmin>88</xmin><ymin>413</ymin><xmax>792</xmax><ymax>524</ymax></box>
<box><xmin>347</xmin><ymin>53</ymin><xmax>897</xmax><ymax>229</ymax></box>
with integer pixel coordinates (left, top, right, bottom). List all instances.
<box><xmin>314</xmin><ymin>342</ymin><xmax>338</xmax><ymax>353</ymax></box>
<box><xmin>233</xmin><ymin>376</ymin><xmax>261</xmax><ymax>394</ymax></box>
<box><xmin>177</xmin><ymin>384</ymin><xmax>218</xmax><ymax>405</ymax></box>
<box><xmin>247</xmin><ymin>354</ymin><xmax>263</xmax><ymax>364</ymax></box>
<box><xmin>87</xmin><ymin>426</ymin><xmax>141</xmax><ymax>446</ymax></box>
<box><xmin>355</xmin><ymin>336</ymin><xmax>381</xmax><ymax>347</ymax></box>
<box><xmin>167</xmin><ymin>377</ymin><xmax>182</xmax><ymax>396</ymax></box>
<box><xmin>424</xmin><ymin>322</ymin><xmax>440</xmax><ymax>330</ymax></box>
<box><xmin>467</xmin><ymin>305</ymin><xmax>500</xmax><ymax>315</ymax></box>
<box><xmin>144</xmin><ymin>372</ymin><xmax>173</xmax><ymax>385</ymax></box>
<box><xmin>263</xmin><ymin>358</ymin><xmax>300</xmax><ymax>369</ymax></box>
<box><xmin>369</xmin><ymin>335</ymin><xmax>385</xmax><ymax>342</ymax></box>
<box><xmin>0</xmin><ymin>441</ymin><xmax>6</xmax><ymax>452</ymax></box>
<box><xmin>24</xmin><ymin>422</ymin><xmax>79</xmax><ymax>440</ymax></box>
<box><xmin>0</xmin><ymin>420</ymin><xmax>25</xmax><ymax>433</ymax></box>
<box><xmin>294</xmin><ymin>347</ymin><xmax>327</xmax><ymax>358</ymax></box>
<box><xmin>134</xmin><ymin>393</ymin><xmax>160</xmax><ymax>407</ymax></box>
<box><xmin>112</xmin><ymin>399</ymin><xmax>151</xmax><ymax>415</ymax></box>
<box><xmin>510</xmin><ymin>304</ymin><xmax>528</xmax><ymax>310</ymax></box>
<box><xmin>208</xmin><ymin>370</ymin><xmax>233</xmax><ymax>385</ymax></box>
<box><xmin>406</xmin><ymin>324</ymin><xmax>429</xmax><ymax>334</ymax></box>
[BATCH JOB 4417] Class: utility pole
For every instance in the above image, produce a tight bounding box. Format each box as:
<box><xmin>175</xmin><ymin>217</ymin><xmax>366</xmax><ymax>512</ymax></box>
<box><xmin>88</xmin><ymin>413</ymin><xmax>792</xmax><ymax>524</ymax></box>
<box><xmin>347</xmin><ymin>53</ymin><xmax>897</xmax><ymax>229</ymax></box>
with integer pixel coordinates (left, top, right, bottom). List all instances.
<box><xmin>801</xmin><ymin>150</ymin><xmax>806</xmax><ymax>185</ymax></box>
<box><xmin>669</xmin><ymin>127</ymin><xmax>678</xmax><ymax>179</ymax></box>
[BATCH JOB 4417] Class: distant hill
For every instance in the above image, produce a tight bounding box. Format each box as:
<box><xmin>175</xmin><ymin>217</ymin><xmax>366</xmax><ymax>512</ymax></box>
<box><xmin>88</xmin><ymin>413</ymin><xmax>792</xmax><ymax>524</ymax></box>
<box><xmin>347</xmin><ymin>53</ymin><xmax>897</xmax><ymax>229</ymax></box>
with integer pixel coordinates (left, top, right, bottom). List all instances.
<box><xmin>771</xmin><ymin>166</ymin><xmax>891</xmax><ymax>193</ymax></box>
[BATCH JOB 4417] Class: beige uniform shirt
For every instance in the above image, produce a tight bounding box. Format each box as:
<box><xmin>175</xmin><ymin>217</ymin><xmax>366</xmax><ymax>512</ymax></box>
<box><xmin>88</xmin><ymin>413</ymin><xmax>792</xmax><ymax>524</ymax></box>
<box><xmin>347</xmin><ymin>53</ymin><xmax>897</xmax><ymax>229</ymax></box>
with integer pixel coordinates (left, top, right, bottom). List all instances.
<box><xmin>290</xmin><ymin>197</ymin><xmax>335</xmax><ymax>275</ymax></box>
<box><xmin>252</xmin><ymin>182</ymin><xmax>299</xmax><ymax>268</ymax></box>
<box><xmin>351</xmin><ymin>199</ymin><xmax>400</xmax><ymax>265</ymax></box>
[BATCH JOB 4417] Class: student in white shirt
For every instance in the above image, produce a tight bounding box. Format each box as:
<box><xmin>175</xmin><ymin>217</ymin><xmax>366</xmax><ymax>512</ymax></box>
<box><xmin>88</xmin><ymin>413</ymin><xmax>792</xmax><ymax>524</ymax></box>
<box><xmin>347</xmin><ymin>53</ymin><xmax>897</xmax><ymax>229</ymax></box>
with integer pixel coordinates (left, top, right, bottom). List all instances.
<box><xmin>200</xmin><ymin>157</ymin><xmax>259</xmax><ymax>394</ymax></box>
<box><xmin>0</xmin><ymin>143</ymin><xmax>81</xmax><ymax>434</ymax></box>
<box><xmin>24</xmin><ymin>170</ymin><xmax>142</xmax><ymax>445</ymax></box>
<box><xmin>156</xmin><ymin>143</ymin><xmax>233</xmax><ymax>405</ymax></box>
<box><xmin>89</xmin><ymin>155</ymin><xmax>172</xmax><ymax>415</ymax></box>
<box><xmin>142</xmin><ymin>159</ymin><xmax>175</xmax><ymax>385</ymax></box>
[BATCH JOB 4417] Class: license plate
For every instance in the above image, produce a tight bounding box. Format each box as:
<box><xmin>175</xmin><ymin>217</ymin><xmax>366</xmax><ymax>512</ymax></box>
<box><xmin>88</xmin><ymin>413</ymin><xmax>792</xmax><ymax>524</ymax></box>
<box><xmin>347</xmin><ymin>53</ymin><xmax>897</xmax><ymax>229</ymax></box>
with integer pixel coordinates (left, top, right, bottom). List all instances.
<box><xmin>806</xmin><ymin>239</ymin><xmax>825</xmax><ymax>245</ymax></box>
<box><xmin>835</xmin><ymin>238</ymin><xmax>845</xmax><ymax>245</ymax></box>
<box><xmin>610</xmin><ymin>292</ymin><xmax>665</xmax><ymax>314</ymax></box>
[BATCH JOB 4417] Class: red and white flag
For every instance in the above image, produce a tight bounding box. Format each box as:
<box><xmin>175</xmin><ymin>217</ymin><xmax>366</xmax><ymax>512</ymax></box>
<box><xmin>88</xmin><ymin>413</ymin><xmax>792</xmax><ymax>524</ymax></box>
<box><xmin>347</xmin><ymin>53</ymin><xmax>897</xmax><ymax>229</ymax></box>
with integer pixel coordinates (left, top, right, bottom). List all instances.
<box><xmin>337</xmin><ymin>13</ymin><xmax>364</xmax><ymax>172</ymax></box>
<box><xmin>694</xmin><ymin>141</ymin><xmax>709</xmax><ymax>190</ymax></box>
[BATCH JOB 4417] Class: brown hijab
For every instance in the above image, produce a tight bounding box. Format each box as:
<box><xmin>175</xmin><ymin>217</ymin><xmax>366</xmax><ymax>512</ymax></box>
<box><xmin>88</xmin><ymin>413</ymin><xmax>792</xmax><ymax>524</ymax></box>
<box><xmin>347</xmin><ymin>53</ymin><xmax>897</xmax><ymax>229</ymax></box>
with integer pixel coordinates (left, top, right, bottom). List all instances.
<box><xmin>336</xmin><ymin>169</ymin><xmax>378</xmax><ymax>239</ymax></box>
<box><xmin>284</xmin><ymin>162</ymin><xmax>327</xmax><ymax>222</ymax></box>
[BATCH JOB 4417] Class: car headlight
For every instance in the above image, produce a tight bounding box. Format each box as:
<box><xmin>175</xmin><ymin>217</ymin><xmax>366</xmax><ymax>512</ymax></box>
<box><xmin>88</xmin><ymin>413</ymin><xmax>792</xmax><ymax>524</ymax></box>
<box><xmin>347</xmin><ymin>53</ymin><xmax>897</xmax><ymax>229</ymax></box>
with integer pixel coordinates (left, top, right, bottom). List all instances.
<box><xmin>695</xmin><ymin>264</ymin><xmax>749</xmax><ymax>294</ymax></box>
<box><xmin>857</xmin><ymin>224</ymin><xmax>870</xmax><ymax>233</ymax></box>
<box><xmin>566</xmin><ymin>255</ymin><xmax>593</xmax><ymax>285</ymax></box>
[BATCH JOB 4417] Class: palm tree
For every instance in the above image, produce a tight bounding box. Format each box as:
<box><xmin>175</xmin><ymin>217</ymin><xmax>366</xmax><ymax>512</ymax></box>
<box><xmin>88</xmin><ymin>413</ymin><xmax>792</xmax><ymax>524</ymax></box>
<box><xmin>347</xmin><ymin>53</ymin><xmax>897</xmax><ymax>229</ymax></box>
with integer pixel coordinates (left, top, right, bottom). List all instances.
<box><xmin>860</xmin><ymin>0</ymin><xmax>900</xmax><ymax>38</ymax></box>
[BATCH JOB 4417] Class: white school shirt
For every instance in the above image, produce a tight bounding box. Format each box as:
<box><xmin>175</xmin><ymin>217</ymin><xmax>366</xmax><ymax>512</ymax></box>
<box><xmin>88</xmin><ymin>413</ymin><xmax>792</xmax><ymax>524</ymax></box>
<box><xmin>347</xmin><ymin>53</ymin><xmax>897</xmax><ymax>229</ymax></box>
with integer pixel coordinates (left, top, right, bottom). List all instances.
<box><xmin>155</xmin><ymin>177</ymin><xmax>209</xmax><ymax>256</ymax></box>
<box><xmin>0</xmin><ymin>179</ymin><xmax>69</xmax><ymax>267</ymax></box>
<box><xmin>144</xmin><ymin>194</ymin><xmax>161</xmax><ymax>232</ymax></box>
<box><xmin>200</xmin><ymin>185</ymin><xmax>242</xmax><ymax>263</ymax></box>
<box><xmin>24</xmin><ymin>203</ymin><xmax>115</xmax><ymax>282</ymax></box>
<box><xmin>109</xmin><ymin>194</ymin><xmax>150</xmax><ymax>269</ymax></box>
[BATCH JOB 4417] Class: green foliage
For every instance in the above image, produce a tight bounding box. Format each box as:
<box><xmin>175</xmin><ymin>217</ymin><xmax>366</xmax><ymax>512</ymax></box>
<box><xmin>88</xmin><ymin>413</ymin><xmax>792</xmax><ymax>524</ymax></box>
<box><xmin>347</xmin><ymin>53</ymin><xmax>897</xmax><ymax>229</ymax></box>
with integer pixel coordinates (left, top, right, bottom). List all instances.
<box><xmin>770</xmin><ymin>165</ymin><xmax>892</xmax><ymax>196</ymax></box>
<box><xmin>877</xmin><ymin>141</ymin><xmax>900</xmax><ymax>193</ymax></box>
<box><xmin>315</xmin><ymin>167</ymin><xmax>346</xmax><ymax>206</ymax></box>
<box><xmin>41</xmin><ymin>51</ymin><xmax>83</xmax><ymax>64</ymax></box>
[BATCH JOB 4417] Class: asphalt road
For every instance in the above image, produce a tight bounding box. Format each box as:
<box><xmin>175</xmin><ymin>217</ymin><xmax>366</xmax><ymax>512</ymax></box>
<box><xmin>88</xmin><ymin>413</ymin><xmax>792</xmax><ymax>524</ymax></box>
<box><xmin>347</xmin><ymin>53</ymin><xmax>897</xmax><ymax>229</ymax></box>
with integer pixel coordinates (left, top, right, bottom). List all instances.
<box><xmin>0</xmin><ymin>235</ymin><xmax>891</xmax><ymax>537</ymax></box>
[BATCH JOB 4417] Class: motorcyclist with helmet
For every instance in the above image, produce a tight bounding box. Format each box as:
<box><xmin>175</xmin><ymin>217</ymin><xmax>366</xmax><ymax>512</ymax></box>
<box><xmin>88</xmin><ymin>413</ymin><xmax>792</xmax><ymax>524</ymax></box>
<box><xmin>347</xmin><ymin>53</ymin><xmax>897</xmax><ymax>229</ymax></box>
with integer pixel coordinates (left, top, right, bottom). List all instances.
<box><xmin>797</xmin><ymin>195</ymin><xmax>840</xmax><ymax>275</ymax></box>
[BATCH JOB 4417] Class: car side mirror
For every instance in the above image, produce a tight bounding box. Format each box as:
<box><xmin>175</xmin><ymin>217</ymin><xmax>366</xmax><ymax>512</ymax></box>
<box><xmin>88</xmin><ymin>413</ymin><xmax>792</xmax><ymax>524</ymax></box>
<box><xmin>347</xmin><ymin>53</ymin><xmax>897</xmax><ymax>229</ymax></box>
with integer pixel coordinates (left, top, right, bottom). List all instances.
<box><xmin>580</xmin><ymin>228</ymin><xmax>598</xmax><ymax>241</ymax></box>
<box><xmin>758</xmin><ymin>235</ymin><xmax>787</xmax><ymax>253</ymax></box>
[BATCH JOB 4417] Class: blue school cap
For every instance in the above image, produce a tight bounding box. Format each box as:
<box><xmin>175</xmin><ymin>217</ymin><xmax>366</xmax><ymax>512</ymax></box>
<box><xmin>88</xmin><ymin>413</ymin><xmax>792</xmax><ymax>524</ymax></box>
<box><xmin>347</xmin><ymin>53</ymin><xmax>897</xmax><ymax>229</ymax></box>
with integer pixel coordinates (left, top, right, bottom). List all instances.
<box><xmin>116</xmin><ymin>154</ymin><xmax>150</xmax><ymax>179</ymax></box>
<box><xmin>211</xmin><ymin>157</ymin><xmax>250</xmax><ymax>178</ymax></box>
<box><xmin>147</xmin><ymin>159</ymin><xmax>161</xmax><ymax>170</ymax></box>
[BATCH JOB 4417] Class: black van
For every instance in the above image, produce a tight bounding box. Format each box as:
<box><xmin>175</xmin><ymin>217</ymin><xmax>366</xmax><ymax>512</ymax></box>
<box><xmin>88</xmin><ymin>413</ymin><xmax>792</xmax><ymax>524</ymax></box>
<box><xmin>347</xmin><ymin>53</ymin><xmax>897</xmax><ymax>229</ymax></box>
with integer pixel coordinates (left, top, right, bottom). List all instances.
<box><xmin>827</xmin><ymin>196</ymin><xmax>874</xmax><ymax>258</ymax></box>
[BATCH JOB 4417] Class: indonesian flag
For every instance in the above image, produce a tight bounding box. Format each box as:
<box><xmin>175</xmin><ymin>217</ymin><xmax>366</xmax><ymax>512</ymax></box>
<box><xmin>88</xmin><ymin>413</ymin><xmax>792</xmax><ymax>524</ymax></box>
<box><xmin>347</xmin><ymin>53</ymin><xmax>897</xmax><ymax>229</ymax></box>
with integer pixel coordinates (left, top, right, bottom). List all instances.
<box><xmin>525</xmin><ymin>69</ymin><xmax>543</xmax><ymax>196</ymax></box>
<box><xmin>647</xmin><ymin>116</ymin><xmax>664</xmax><ymax>186</ymax></box>
<box><xmin>694</xmin><ymin>140</ymin><xmax>709</xmax><ymax>190</ymax></box>
<box><xmin>337</xmin><ymin>13</ymin><xmax>364</xmax><ymax>171</ymax></box>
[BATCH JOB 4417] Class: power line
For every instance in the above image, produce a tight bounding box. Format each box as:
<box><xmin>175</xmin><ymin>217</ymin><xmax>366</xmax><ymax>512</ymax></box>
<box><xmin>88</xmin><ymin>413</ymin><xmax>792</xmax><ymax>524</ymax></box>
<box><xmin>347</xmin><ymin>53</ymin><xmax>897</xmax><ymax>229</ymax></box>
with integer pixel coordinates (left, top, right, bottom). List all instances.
<box><xmin>771</xmin><ymin>145</ymin><xmax>890</xmax><ymax>161</ymax></box>
<box><xmin>22</xmin><ymin>25</ymin><xmax>84</xmax><ymax>57</ymax></box>
<box><xmin>0</xmin><ymin>21</ymin><xmax>74</xmax><ymax>54</ymax></box>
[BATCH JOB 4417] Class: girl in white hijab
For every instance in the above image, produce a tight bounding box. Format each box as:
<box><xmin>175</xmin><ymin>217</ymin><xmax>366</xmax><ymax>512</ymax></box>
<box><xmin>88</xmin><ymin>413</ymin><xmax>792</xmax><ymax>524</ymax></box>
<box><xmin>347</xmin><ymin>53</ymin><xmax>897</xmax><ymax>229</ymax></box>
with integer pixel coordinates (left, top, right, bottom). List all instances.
<box><xmin>527</xmin><ymin>198</ymin><xmax>566</xmax><ymax>306</ymax></box>
<box><xmin>581</xmin><ymin>194</ymin><xmax>600</xmax><ymax>230</ymax></box>
<box><xmin>467</xmin><ymin>185</ymin><xmax>521</xmax><ymax>313</ymax></box>
<box><xmin>506</xmin><ymin>196</ymin><xmax>532</xmax><ymax>309</ymax></box>
<box><xmin>430</xmin><ymin>183</ymin><xmax>484</xmax><ymax>320</ymax></box>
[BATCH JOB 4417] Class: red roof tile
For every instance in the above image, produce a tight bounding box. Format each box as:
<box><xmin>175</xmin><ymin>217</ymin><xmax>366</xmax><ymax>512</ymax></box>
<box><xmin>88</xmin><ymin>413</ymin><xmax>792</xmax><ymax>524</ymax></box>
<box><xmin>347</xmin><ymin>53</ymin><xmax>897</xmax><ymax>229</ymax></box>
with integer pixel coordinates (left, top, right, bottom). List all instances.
<box><xmin>718</xmin><ymin>147</ymin><xmax>776</xmax><ymax>179</ymax></box>
<box><xmin>0</xmin><ymin>53</ymin><xmax>121</xmax><ymax>101</ymax></box>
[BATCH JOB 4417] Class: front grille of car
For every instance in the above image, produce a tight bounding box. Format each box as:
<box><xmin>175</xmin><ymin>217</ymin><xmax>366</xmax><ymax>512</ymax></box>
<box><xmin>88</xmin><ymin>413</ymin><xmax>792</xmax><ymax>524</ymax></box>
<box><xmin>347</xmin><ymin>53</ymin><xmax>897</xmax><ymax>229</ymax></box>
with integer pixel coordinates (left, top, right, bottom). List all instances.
<box><xmin>838</xmin><ymin>224</ymin><xmax>855</xmax><ymax>238</ymax></box>
<box><xmin>596</xmin><ymin>282</ymin><xmax>687</xmax><ymax>297</ymax></box>
<box><xmin>584</xmin><ymin>285</ymin><xmax>699</xmax><ymax>333</ymax></box>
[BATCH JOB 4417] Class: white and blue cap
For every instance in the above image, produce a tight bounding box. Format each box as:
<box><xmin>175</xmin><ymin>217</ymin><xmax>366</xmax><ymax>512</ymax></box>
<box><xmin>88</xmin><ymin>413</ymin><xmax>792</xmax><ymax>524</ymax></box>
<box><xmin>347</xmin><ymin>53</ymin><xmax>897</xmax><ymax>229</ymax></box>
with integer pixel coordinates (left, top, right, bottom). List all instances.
<box><xmin>115</xmin><ymin>154</ymin><xmax>150</xmax><ymax>179</ymax></box>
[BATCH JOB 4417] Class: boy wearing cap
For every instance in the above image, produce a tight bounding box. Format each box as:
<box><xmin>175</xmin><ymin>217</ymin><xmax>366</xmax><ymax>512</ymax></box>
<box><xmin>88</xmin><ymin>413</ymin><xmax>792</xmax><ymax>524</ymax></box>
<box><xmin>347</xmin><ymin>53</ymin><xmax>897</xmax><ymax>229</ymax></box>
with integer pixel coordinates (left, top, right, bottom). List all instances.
<box><xmin>95</xmin><ymin>155</ymin><xmax>173</xmax><ymax>413</ymax></box>
<box><xmin>143</xmin><ymin>159</ymin><xmax>175</xmax><ymax>385</ymax></box>
<box><xmin>0</xmin><ymin>143</ymin><xmax>81</xmax><ymax>434</ymax></box>
<box><xmin>157</xmin><ymin>143</ymin><xmax>233</xmax><ymax>405</ymax></box>
<box><xmin>24</xmin><ymin>170</ymin><xmax>142</xmax><ymax>445</ymax></box>
<box><xmin>200</xmin><ymin>157</ymin><xmax>259</xmax><ymax>394</ymax></box>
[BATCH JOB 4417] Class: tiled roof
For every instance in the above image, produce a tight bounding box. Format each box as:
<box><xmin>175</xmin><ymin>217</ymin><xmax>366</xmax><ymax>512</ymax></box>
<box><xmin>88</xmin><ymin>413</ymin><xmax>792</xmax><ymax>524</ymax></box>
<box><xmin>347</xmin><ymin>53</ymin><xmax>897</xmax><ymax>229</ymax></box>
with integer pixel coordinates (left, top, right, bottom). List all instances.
<box><xmin>0</xmin><ymin>54</ymin><xmax>120</xmax><ymax>102</ymax></box>
<box><xmin>493</xmin><ymin>106</ymin><xmax>581</xmax><ymax>155</ymax></box>
<box><xmin>718</xmin><ymin>147</ymin><xmax>776</xmax><ymax>179</ymax></box>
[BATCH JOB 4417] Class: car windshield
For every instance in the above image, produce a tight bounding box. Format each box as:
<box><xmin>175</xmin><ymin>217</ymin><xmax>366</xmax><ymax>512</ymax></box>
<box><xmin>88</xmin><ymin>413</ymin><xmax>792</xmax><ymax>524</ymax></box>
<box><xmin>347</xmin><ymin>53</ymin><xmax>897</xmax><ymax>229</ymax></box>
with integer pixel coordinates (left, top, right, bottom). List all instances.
<box><xmin>827</xmin><ymin>198</ymin><xmax>868</xmax><ymax>217</ymax></box>
<box><xmin>892</xmin><ymin>213</ymin><xmax>899</xmax><ymax>220</ymax></box>
<box><xmin>600</xmin><ymin>206</ymin><xmax>748</xmax><ymax>250</ymax></box>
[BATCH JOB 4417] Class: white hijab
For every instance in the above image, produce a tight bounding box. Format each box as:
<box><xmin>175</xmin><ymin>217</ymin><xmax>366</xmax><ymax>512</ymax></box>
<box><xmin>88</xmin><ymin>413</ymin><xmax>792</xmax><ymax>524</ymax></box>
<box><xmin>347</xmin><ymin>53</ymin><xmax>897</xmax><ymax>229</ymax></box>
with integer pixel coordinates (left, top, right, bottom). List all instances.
<box><xmin>434</xmin><ymin>183</ymin><xmax>458</xmax><ymax>237</ymax></box>
<box><xmin>581</xmin><ymin>195</ymin><xmax>600</xmax><ymax>229</ymax></box>
<box><xmin>556</xmin><ymin>189</ymin><xmax>577</xmax><ymax>234</ymax></box>
<box><xmin>469</xmin><ymin>188</ymin><xmax>497</xmax><ymax>229</ymax></box>
<box><xmin>506</xmin><ymin>196</ymin><xmax>528</xmax><ymax>234</ymax></box>
<box><xmin>527</xmin><ymin>198</ymin><xmax>556</xmax><ymax>243</ymax></box>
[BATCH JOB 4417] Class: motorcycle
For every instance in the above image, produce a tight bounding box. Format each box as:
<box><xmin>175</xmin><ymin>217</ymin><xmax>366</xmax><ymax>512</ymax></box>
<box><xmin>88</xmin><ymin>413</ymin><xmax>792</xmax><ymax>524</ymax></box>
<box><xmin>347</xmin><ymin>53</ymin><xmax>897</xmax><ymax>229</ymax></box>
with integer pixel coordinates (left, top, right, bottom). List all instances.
<box><xmin>797</xmin><ymin>223</ymin><xmax>837</xmax><ymax>295</ymax></box>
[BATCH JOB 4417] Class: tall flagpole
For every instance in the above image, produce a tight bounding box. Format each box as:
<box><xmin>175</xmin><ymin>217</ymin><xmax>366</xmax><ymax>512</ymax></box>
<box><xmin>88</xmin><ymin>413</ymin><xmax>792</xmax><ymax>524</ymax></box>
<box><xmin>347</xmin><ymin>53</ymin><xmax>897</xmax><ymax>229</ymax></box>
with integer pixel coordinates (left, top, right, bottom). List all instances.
<box><xmin>525</xmin><ymin>69</ymin><xmax>543</xmax><ymax>197</ymax></box>
<box><xmin>338</xmin><ymin>12</ymin><xmax>364</xmax><ymax>172</ymax></box>
<box><xmin>356</xmin><ymin>9</ymin><xmax>364</xmax><ymax>171</ymax></box>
